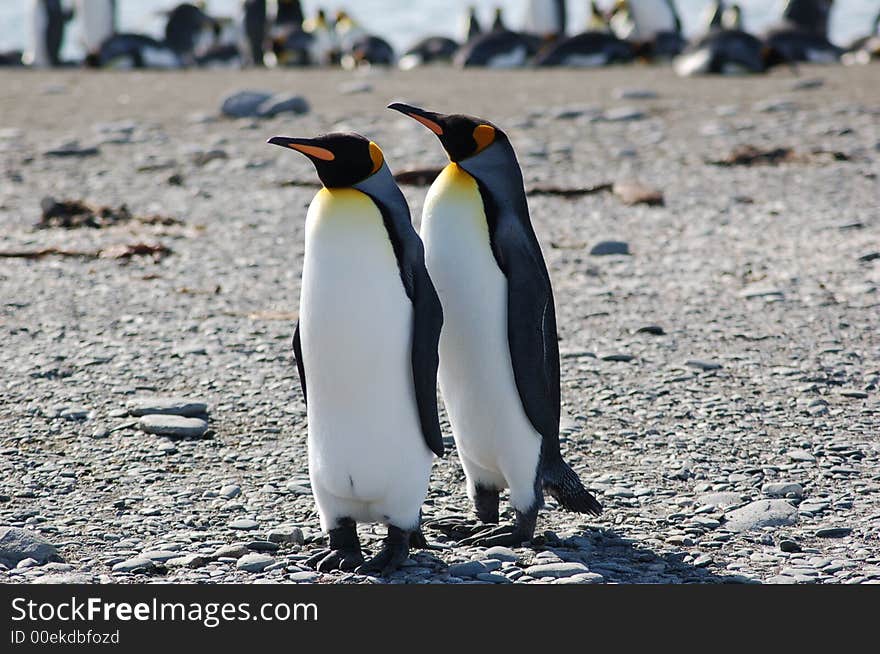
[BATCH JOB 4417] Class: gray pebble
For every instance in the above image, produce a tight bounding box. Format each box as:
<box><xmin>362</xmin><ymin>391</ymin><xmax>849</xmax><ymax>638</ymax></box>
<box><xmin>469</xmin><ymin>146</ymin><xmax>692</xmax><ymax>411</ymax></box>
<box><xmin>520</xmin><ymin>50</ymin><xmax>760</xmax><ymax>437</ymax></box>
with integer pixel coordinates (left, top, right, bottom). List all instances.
<box><xmin>236</xmin><ymin>553</ymin><xmax>275</xmax><ymax>572</ymax></box>
<box><xmin>267</xmin><ymin>526</ymin><xmax>305</xmax><ymax>545</ymax></box>
<box><xmin>212</xmin><ymin>544</ymin><xmax>250</xmax><ymax>559</ymax></box>
<box><xmin>762</xmin><ymin>482</ymin><xmax>804</xmax><ymax>498</ymax></box>
<box><xmin>139</xmin><ymin>415</ymin><xmax>208</xmax><ymax>438</ymax></box>
<box><xmin>128</xmin><ymin>397</ymin><xmax>208</xmax><ymax>417</ymax></box>
<box><xmin>523</xmin><ymin>562</ymin><xmax>590</xmax><ymax>578</ymax></box>
<box><xmin>111</xmin><ymin>557</ymin><xmax>158</xmax><ymax>574</ymax></box>
<box><xmin>220</xmin><ymin>484</ymin><xmax>241</xmax><ymax>499</ymax></box>
<box><xmin>686</xmin><ymin>359</ymin><xmax>723</xmax><ymax>371</ymax></box>
<box><xmin>482</xmin><ymin>546</ymin><xmax>518</xmax><ymax>562</ymax></box>
<box><xmin>448</xmin><ymin>561</ymin><xmax>489</xmax><ymax>577</ymax></box>
<box><xmin>228</xmin><ymin>519</ymin><xmax>259</xmax><ymax>531</ymax></box>
<box><xmin>590</xmin><ymin>240</ymin><xmax>630</xmax><ymax>256</ymax></box>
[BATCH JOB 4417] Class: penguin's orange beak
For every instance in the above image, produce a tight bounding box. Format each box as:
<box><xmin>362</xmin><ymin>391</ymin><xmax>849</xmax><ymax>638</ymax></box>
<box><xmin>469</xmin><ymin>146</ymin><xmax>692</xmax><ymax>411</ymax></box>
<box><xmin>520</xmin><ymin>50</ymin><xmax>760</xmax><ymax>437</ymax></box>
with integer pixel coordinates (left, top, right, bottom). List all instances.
<box><xmin>267</xmin><ymin>136</ymin><xmax>335</xmax><ymax>161</ymax></box>
<box><xmin>387</xmin><ymin>102</ymin><xmax>445</xmax><ymax>136</ymax></box>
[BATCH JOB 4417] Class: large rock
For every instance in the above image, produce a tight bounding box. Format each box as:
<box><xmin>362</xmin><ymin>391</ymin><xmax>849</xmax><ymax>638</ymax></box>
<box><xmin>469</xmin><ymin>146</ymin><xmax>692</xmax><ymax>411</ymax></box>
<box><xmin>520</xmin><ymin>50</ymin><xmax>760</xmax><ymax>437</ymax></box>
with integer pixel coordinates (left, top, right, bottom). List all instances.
<box><xmin>724</xmin><ymin>500</ymin><xmax>798</xmax><ymax>532</ymax></box>
<box><xmin>0</xmin><ymin>527</ymin><xmax>62</xmax><ymax>567</ymax></box>
<box><xmin>221</xmin><ymin>90</ymin><xmax>309</xmax><ymax>119</ymax></box>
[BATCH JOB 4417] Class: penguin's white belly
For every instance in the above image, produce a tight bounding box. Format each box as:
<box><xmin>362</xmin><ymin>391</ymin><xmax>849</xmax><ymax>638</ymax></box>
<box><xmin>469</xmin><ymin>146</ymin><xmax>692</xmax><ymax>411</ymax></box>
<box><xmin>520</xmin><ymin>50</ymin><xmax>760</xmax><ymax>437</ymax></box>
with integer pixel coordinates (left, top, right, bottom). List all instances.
<box><xmin>630</xmin><ymin>0</ymin><xmax>676</xmax><ymax>40</ymax></box>
<box><xmin>300</xmin><ymin>188</ymin><xmax>431</xmax><ymax>529</ymax></box>
<box><xmin>523</xmin><ymin>0</ymin><xmax>561</xmax><ymax>36</ymax></box>
<box><xmin>421</xmin><ymin>165</ymin><xmax>541</xmax><ymax>494</ymax></box>
<box><xmin>25</xmin><ymin>0</ymin><xmax>49</xmax><ymax>67</ymax></box>
<box><xmin>78</xmin><ymin>0</ymin><xmax>114</xmax><ymax>52</ymax></box>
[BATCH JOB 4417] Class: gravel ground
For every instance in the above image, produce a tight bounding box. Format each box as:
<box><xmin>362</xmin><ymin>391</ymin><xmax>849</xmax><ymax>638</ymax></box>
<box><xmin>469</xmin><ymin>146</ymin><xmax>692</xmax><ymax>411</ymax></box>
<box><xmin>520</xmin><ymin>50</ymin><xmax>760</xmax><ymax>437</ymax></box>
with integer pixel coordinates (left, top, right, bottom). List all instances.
<box><xmin>1</xmin><ymin>64</ymin><xmax>878</xmax><ymax>585</ymax></box>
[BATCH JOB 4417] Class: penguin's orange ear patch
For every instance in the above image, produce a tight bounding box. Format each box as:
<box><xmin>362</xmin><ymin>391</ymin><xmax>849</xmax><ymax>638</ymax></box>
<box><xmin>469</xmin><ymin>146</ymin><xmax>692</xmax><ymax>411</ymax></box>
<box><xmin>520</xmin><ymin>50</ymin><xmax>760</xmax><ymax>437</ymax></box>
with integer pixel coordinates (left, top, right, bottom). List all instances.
<box><xmin>288</xmin><ymin>143</ymin><xmax>335</xmax><ymax>161</ymax></box>
<box><xmin>473</xmin><ymin>124</ymin><xmax>496</xmax><ymax>153</ymax></box>
<box><xmin>410</xmin><ymin>113</ymin><xmax>444</xmax><ymax>135</ymax></box>
<box><xmin>369</xmin><ymin>141</ymin><xmax>384</xmax><ymax>174</ymax></box>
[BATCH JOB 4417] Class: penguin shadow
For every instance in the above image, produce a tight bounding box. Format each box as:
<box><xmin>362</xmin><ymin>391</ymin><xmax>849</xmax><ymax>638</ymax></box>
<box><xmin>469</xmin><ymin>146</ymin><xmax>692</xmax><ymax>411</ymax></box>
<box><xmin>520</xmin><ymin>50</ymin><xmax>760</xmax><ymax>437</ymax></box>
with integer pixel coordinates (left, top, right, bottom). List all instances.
<box><xmin>539</xmin><ymin>527</ymin><xmax>748</xmax><ymax>584</ymax></box>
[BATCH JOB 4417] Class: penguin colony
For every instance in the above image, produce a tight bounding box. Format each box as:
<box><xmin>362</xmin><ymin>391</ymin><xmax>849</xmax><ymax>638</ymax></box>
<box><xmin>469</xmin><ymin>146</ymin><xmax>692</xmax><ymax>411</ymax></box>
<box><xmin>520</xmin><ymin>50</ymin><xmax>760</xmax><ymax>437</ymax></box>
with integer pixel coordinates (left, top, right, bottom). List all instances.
<box><xmin>267</xmin><ymin>100</ymin><xmax>611</xmax><ymax>571</ymax></box>
<box><xmin>5</xmin><ymin>1</ymin><xmax>880</xmax><ymax>73</ymax></box>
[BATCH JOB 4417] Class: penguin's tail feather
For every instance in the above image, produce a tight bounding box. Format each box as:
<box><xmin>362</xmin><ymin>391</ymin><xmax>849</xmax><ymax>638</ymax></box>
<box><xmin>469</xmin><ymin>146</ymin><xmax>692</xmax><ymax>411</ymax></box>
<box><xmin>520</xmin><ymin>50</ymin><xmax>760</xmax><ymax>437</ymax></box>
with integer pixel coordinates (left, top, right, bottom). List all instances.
<box><xmin>542</xmin><ymin>458</ymin><xmax>602</xmax><ymax>516</ymax></box>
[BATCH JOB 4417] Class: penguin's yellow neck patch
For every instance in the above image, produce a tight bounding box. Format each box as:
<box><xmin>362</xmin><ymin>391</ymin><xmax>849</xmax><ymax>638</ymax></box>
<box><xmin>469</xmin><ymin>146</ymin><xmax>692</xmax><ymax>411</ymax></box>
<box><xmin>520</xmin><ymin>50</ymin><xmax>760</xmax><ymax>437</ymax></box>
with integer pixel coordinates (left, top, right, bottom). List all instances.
<box><xmin>431</xmin><ymin>163</ymin><xmax>479</xmax><ymax>198</ymax></box>
<box><xmin>312</xmin><ymin>187</ymin><xmax>375</xmax><ymax>219</ymax></box>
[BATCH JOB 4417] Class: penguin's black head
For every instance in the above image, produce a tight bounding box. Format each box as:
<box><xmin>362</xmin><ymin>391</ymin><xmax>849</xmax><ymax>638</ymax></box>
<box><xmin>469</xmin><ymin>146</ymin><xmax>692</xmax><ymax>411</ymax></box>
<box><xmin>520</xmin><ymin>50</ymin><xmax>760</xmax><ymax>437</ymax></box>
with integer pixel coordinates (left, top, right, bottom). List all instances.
<box><xmin>267</xmin><ymin>132</ymin><xmax>384</xmax><ymax>188</ymax></box>
<box><xmin>387</xmin><ymin>103</ymin><xmax>502</xmax><ymax>163</ymax></box>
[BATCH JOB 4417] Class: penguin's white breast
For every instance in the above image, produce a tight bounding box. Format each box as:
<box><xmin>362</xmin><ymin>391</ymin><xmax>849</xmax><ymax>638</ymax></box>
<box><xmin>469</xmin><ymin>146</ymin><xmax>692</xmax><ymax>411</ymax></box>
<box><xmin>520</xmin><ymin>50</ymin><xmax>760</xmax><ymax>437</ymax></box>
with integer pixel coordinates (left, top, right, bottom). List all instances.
<box><xmin>630</xmin><ymin>0</ymin><xmax>676</xmax><ymax>39</ymax></box>
<box><xmin>421</xmin><ymin>165</ymin><xmax>540</xmax><ymax>471</ymax></box>
<box><xmin>78</xmin><ymin>0</ymin><xmax>114</xmax><ymax>51</ymax></box>
<box><xmin>300</xmin><ymin>188</ymin><xmax>425</xmax><ymax>497</ymax></box>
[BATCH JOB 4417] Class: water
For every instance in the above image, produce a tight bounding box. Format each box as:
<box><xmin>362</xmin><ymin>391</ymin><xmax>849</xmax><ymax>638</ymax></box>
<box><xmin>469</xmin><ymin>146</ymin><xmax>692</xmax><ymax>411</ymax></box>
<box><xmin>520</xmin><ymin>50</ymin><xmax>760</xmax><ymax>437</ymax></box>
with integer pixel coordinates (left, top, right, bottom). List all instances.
<box><xmin>0</xmin><ymin>0</ymin><xmax>876</xmax><ymax>58</ymax></box>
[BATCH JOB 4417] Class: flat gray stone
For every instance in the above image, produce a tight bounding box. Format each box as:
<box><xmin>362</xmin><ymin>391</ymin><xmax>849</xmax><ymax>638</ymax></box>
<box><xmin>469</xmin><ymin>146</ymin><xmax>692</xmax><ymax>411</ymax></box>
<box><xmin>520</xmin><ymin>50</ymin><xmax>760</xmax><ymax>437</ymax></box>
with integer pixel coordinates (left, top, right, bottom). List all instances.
<box><xmin>686</xmin><ymin>359</ymin><xmax>723</xmax><ymax>371</ymax></box>
<box><xmin>221</xmin><ymin>90</ymin><xmax>272</xmax><ymax>118</ymax></box>
<box><xmin>697</xmin><ymin>492</ymin><xmax>744</xmax><ymax>508</ymax></box>
<box><xmin>212</xmin><ymin>544</ymin><xmax>249</xmax><ymax>559</ymax></box>
<box><xmin>32</xmin><ymin>573</ymin><xmax>96</xmax><ymax>584</ymax></box>
<box><xmin>523</xmin><ymin>562</ymin><xmax>590</xmax><ymax>578</ymax></box>
<box><xmin>603</xmin><ymin>106</ymin><xmax>645</xmax><ymax>122</ymax></box>
<box><xmin>257</xmin><ymin>94</ymin><xmax>309</xmax><ymax>118</ymax></box>
<box><xmin>724</xmin><ymin>500</ymin><xmax>798</xmax><ymax>532</ymax></box>
<box><xmin>236</xmin><ymin>553</ymin><xmax>275</xmax><ymax>572</ymax></box>
<box><xmin>165</xmin><ymin>554</ymin><xmax>207</xmax><ymax>568</ymax></box>
<box><xmin>112</xmin><ymin>557</ymin><xmax>158</xmax><ymax>574</ymax></box>
<box><xmin>614</xmin><ymin>88</ymin><xmax>658</xmax><ymax>100</ymax></box>
<box><xmin>482</xmin><ymin>546</ymin><xmax>518</xmax><ymax>563</ymax></box>
<box><xmin>140</xmin><ymin>550</ymin><xmax>180</xmax><ymax>562</ymax></box>
<box><xmin>289</xmin><ymin>571</ymin><xmax>320</xmax><ymax>582</ymax></box>
<box><xmin>448</xmin><ymin>561</ymin><xmax>488</xmax><ymax>577</ymax></box>
<box><xmin>129</xmin><ymin>397</ymin><xmax>208</xmax><ymax>417</ymax></box>
<box><xmin>267</xmin><ymin>526</ymin><xmax>304</xmax><ymax>545</ymax></box>
<box><xmin>139</xmin><ymin>414</ymin><xmax>208</xmax><ymax>438</ymax></box>
<box><xmin>762</xmin><ymin>482</ymin><xmax>804</xmax><ymax>498</ymax></box>
<box><xmin>220</xmin><ymin>484</ymin><xmax>241</xmax><ymax>499</ymax></box>
<box><xmin>0</xmin><ymin>527</ymin><xmax>62</xmax><ymax>567</ymax></box>
<box><xmin>228</xmin><ymin>519</ymin><xmax>259</xmax><ymax>531</ymax></box>
<box><xmin>590</xmin><ymin>240</ymin><xmax>630</xmax><ymax>256</ymax></box>
<box><xmin>786</xmin><ymin>449</ymin><xmax>816</xmax><ymax>462</ymax></box>
<box><xmin>553</xmin><ymin>572</ymin><xmax>605</xmax><ymax>584</ymax></box>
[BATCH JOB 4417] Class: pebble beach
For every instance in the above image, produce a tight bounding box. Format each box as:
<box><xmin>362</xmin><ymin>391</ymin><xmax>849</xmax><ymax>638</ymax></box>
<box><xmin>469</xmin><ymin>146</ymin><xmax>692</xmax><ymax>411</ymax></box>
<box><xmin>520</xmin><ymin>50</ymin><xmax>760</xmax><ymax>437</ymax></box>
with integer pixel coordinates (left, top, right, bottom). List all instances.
<box><xmin>1</xmin><ymin>63</ymin><xmax>878</xmax><ymax>584</ymax></box>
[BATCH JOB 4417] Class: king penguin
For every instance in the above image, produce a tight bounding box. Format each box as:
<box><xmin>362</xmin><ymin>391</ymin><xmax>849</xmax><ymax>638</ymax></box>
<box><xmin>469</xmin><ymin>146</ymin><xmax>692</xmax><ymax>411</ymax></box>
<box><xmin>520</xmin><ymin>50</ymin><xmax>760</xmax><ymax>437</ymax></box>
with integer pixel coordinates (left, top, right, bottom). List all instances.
<box><xmin>387</xmin><ymin>104</ymin><xmax>602</xmax><ymax>547</ymax></box>
<box><xmin>267</xmin><ymin>132</ymin><xmax>444</xmax><ymax>574</ymax></box>
<box><xmin>24</xmin><ymin>0</ymin><xmax>71</xmax><ymax>67</ymax></box>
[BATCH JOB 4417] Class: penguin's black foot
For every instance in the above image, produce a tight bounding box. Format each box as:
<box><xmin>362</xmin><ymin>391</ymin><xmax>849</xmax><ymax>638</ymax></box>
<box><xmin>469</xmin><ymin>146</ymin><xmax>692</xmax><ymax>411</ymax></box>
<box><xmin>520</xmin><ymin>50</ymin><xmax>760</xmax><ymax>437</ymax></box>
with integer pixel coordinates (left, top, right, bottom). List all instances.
<box><xmin>305</xmin><ymin>517</ymin><xmax>363</xmax><ymax>572</ymax></box>
<box><xmin>422</xmin><ymin>515</ymin><xmax>483</xmax><ymax>539</ymax></box>
<box><xmin>458</xmin><ymin>507</ymin><xmax>538</xmax><ymax>547</ymax></box>
<box><xmin>355</xmin><ymin>526</ymin><xmax>410</xmax><ymax>576</ymax></box>
<box><xmin>458</xmin><ymin>524</ymin><xmax>531</xmax><ymax>547</ymax></box>
<box><xmin>409</xmin><ymin>527</ymin><xmax>445</xmax><ymax>551</ymax></box>
<box><xmin>305</xmin><ymin>547</ymin><xmax>365</xmax><ymax>572</ymax></box>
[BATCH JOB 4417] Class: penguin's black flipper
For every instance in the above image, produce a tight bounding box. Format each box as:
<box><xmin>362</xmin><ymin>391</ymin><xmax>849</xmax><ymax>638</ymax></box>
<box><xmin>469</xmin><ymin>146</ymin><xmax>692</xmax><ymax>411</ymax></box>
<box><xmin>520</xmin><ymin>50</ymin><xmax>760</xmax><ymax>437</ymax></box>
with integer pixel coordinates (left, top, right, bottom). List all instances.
<box><xmin>486</xmin><ymin>209</ymin><xmax>561</xmax><ymax>455</ymax></box>
<box><xmin>407</xmin><ymin>265</ymin><xmax>445</xmax><ymax>457</ymax></box>
<box><xmin>292</xmin><ymin>320</ymin><xmax>307</xmax><ymax>404</ymax></box>
<box><xmin>371</xmin><ymin>194</ymin><xmax>445</xmax><ymax>459</ymax></box>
